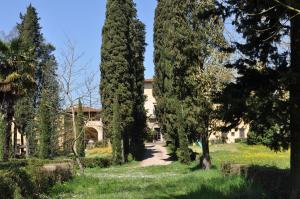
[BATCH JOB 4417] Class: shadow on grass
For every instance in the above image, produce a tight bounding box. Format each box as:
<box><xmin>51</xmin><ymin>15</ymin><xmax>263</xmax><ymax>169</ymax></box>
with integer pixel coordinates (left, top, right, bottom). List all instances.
<box><xmin>189</xmin><ymin>164</ymin><xmax>217</xmax><ymax>172</ymax></box>
<box><xmin>185</xmin><ymin>165</ymin><xmax>290</xmax><ymax>199</ymax></box>
<box><xmin>245</xmin><ymin>165</ymin><xmax>290</xmax><ymax>199</ymax></box>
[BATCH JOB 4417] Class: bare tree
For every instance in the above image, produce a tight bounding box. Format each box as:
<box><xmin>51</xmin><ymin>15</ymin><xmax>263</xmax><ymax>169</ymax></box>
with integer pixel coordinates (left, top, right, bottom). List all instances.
<box><xmin>58</xmin><ymin>39</ymin><xmax>99</xmax><ymax>175</ymax></box>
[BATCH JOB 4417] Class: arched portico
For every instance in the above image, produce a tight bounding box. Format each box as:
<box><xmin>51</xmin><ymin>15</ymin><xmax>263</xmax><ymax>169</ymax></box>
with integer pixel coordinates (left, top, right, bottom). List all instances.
<box><xmin>85</xmin><ymin>120</ymin><xmax>103</xmax><ymax>141</ymax></box>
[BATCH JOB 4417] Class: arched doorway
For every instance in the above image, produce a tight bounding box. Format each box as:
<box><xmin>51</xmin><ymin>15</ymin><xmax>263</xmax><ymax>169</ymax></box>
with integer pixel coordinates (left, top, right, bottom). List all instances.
<box><xmin>85</xmin><ymin>127</ymin><xmax>98</xmax><ymax>147</ymax></box>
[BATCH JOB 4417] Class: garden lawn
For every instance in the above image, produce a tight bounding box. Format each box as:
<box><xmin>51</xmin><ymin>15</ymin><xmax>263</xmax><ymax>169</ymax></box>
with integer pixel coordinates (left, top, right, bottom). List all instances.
<box><xmin>48</xmin><ymin>144</ymin><xmax>289</xmax><ymax>199</ymax></box>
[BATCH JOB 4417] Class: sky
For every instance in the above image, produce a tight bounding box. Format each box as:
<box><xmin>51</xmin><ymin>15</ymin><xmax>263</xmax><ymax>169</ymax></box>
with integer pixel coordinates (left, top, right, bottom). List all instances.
<box><xmin>0</xmin><ymin>0</ymin><xmax>157</xmax><ymax>79</ymax></box>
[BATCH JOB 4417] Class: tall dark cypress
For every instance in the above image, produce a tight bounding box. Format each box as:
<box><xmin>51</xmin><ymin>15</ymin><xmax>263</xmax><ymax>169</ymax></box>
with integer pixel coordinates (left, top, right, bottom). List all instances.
<box><xmin>130</xmin><ymin>19</ymin><xmax>147</xmax><ymax>160</ymax></box>
<box><xmin>15</xmin><ymin>5</ymin><xmax>60</xmax><ymax>158</ymax></box>
<box><xmin>101</xmin><ymin>0</ymin><xmax>132</xmax><ymax>161</ymax></box>
<box><xmin>153</xmin><ymin>0</ymin><xmax>179</xmax><ymax>156</ymax></box>
<box><xmin>15</xmin><ymin>4</ymin><xmax>43</xmax><ymax>156</ymax></box>
<box><xmin>38</xmin><ymin>89</ymin><xmax>51</xmax><ymax>159</ymax></box>
<box><xmin>38</xmin><ymin>44</ymin><xmax>60</xmax><ymax>158</ymax></box>
<box><xmin>101</xmin><ymin>0</ymin><xmax>146</xmax><ymax>162</ymax></box>
<box><xmin>76</xmin><ymin>99</ymin><xmax>85</xmax><ymax>157</ymax></box>
<box><xmin>112</xmin><ymin>95</ymin><xmax>123</xmax><ymax>164</ymax></box>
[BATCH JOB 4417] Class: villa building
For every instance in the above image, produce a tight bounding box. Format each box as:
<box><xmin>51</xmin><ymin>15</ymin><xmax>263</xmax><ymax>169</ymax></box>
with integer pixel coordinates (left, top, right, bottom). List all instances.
<box><xmin>13</xmin><ymin>78</ymin><xmax>249</xmax><ymax>153</ymax></box>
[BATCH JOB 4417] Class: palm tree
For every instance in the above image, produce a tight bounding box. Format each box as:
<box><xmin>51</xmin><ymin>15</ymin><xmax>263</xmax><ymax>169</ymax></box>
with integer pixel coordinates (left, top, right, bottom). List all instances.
<box><xmin>0</xmin><ymin>39</ymin><xmax>35</xmax><ymax>161</ymax></box>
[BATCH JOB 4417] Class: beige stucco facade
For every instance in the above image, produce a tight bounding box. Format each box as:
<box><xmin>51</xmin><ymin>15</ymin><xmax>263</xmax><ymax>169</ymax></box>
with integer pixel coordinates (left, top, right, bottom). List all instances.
<box><xmin>143</xmin><ymin>79</ymin><xmax>249</xmax><ymax>143</ymax></box>
<box><xmin>144</xmin><ymin>79</ymin><xmax>163</xmax><ymax>141</ymax></box>
<box><xmin>13</xmin><ymin>79</ymin><xmax>249</xmax><ymax>150</ymax></box>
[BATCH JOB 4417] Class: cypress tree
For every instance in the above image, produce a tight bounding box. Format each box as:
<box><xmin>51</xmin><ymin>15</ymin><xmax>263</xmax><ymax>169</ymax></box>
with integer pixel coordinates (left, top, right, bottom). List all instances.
<box><xmin>154</xmin><ymin>0</ymin><xmax>228</xmax><ymax>164</ymax></box>
<box><xmin>15</xmin><ymin>5</ymin><xmax>60</xmax><ymax>157</ymax></box>
<box><xmin>15</xmin><ymin>4</ymin><xmax>43</xmax><ymax>156</ymax></box>
<box><xmin>38</xmin><ymin>89</ymin><xmax>51</xmax><ymax>159</ymax></box>
<box><xmin>112</xmin><ymin>95</ymin><xmax>123</xmax><ymax>164</ymax></box>
<box><xmin>76</xmin><ymin>99</ymin><xmax>85</xmax><ymax>157</ymax></box>
<box><xmin>130</xmin><ymin>19</ymin><xmax>147</xmax><ymax>160</ymax></box>
<box><xmin>153</xmin><ymin>0</ymin><xmax>179</xmax><ymax>156</ymax></box>
<box><xmin>38</xmin><ymin>52</ymin><xmax>59</xmax><ymax>159</ymax></box>
<box><xmin>101</xmin><ymin>0</ymin><xmax>146</xmax><ymax>162</ymax></box>
<box><xmin>177</xmin><ymin>105</ymin><xmax>191</xmax><ymax>164</ymax></box>
<box><xmin>100</xmin><ymin>0</ymin><xmax>133</xmax><ymax>151</ymax></box>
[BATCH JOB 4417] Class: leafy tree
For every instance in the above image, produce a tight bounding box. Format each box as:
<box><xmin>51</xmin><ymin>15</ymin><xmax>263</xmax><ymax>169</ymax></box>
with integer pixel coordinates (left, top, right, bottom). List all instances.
<box><xmin>76</xmin><ymin>99</ymin><xmax>85</xmax><ymax>157</ymax></box>
<box><xmin>0</xmin><ymin>39</ymin><xmax>35</xmax><ymax>161</ymax></box>
<box><xmin>218</xmin><ymin>0</ymin><xmax>300</xmax><ymax>197</ymax></box>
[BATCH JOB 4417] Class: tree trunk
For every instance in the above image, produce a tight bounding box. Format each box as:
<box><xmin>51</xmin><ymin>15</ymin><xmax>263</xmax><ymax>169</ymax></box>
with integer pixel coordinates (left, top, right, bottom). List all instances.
<box><xmin>25</xmin><ymin>137</ymin><xmax>30</xmax><ymax>158</ymax></box>
<box><xmin>71</xmin><ymin>107</ymin><xmax>84</xmax><ymax>175</ymax></box>
<box><xmin>3</xmin><ymin>106</ymin><xmax>13</xmax><ymax>161</ymax></box>
<box><xmin>21</xmin><ymin>133</ymin><xmax>24</xmax><ymax>154</ymax></box>
<box><xmin>13</xmin><ymin>124</ymin><xmax>17</xmax><ymax>158</ymax></box>
<box><xmin>290</xmin><ymin>12</ymin><xmax>300</xmax><ymax>199</ymax></box>
<box><xmin>200</xmin><ymin>119</ymin><xmax>211</xmax><ymax>169</ymax></box>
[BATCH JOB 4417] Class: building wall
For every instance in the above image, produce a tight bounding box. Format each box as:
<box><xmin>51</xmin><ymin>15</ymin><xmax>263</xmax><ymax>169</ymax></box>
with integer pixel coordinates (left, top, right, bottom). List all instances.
<box><xmin>143</xmin><ymin>80</ymin><xmax>249</xmax><ymax>143</ymax></box>
<box><xmin>144</xmin><ymin>82</ymin><xmax>156</xmax><ymax>118</ymax></box>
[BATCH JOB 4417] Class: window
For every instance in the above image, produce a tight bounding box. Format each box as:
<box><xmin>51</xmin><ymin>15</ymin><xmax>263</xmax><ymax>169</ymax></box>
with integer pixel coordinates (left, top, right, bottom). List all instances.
<box><xmin>231</xmin><ymin>131</ymin><xmax>235</xmax><ymax>136</ymax></box>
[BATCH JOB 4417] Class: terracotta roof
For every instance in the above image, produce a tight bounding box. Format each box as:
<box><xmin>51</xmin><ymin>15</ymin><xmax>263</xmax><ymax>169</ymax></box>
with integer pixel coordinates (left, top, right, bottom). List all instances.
<box><xmin>66</xmin><ymin>106</ymin><xmax>101</xmax><ymax>113</ymax></box>
<box><xmin>144</xmin><ymin>79</ymin><xmax>154</xmax><ymax>83</ymax></box>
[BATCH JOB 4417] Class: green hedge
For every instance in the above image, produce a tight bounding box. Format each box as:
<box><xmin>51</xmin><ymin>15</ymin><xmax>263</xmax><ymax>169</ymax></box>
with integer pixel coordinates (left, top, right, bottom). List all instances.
<box><xmin>0</xmin><ymin>159</ymin><xmax>73</xmax><ymax>199</ymax></box>
<box><xmin>81</xmin><ymin>156</ymin><xmax>112</xmax><ymax>168</ymax></box>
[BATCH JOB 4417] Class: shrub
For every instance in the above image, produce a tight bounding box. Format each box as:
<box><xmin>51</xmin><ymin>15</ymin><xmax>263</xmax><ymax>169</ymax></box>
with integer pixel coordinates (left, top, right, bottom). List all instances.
<box><xmin>234</xmin><ymin>138</ymin><xmax>247</xmax><ymax>143</ymax></box>
<box><xmin>0</xmin><ymin>159</ymin><xmax>28</xmax><ymax>169</ymax></box>
<box><xmin>81</xmin><ymin>156</ymin><xmax>112</xmax><ymax>168</ymax></box>
<box><xmin>0</xmin><ymin>159</ymin><xmax>74</xmax><ymax>198</ymax></box>
<box><xmin>95</xmin><ymin>141</ymin><xmax>108</xmax><ymax>148</ymax></box>
<box><xmin>0</xmin><ymin>172</ymin><xmax>16</xmax><ymax>199</ymax></box>
<box><xmin>247</xmin><ymin>131</ymin><xmax>263</xmax><ymax>145</ymax></box>
<box><xmin>33</xmin><ymin>162</ymin><xmax>73</xmax><ymax>193</ymax></box>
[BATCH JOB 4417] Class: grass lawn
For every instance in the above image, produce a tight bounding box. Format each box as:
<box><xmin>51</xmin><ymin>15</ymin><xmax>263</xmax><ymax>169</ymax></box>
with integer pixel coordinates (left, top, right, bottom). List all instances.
<box><xmin>48</xmin><ymin>143</ymin><xmax>289</xmax><ymax>199</ymax></box>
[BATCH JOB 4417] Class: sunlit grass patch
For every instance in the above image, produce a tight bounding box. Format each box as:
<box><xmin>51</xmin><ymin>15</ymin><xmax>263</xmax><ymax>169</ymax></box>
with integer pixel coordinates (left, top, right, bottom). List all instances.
<box><xmin>49</xmin><ymin>144</ymin><xmax>289</xmax><ymax>198</ymax></box>
<box><xmin>86</xmin><ymin>146</ymin><xmax>112</xmax><ymax>158</ymax></box>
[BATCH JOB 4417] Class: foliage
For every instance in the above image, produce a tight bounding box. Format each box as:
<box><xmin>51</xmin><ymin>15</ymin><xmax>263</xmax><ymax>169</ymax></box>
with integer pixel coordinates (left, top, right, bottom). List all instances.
<box><xmin>80</xmin><ymin>156</ymin><xmax>112</xmax><ymax>169</ymax></box>
<box><xmin>0</xmin><ymin>38</ymin><xmax>35</xmax><ymax>161</ymax></box>
<box><xmin>154</xmin><ymin>0</ymin><xmax>231</xmax><ymax>164</ymax></box>
<box><xmin>100</xmin><ymin>0</ymin><xmax>146</xmax><ymax>162</ymax></box>
<box><xmin>38</xmin><ymin>89</ymin><xmax>52</xmax><ymax>159</ymax></box>
<box><xmin>76</xmin><ymin>99</ymin><xmax>85</xmax><ymax>157</ymax></box>
<box><xmin>218</xmin><ymin>1</ymin><xmax>300</xmax><ymax>196</ymax></box>
<box><xmin>112</xmin><ymin>96</ymin><xmax>123</xmax><ymax>165</ymax></box>
<box><xmin>0</xmin><ymin>114</ymin><xmax>5</xmax><ymax>159</ymax></box>
<box><xmin>0</xmin><ymin>159</ymin><xmax>73</xmax><ymax>198</ymax></box>
<box><xmin>94</xmin><ymin>141</ymin><xmax>108</xmax><ymax>148</ymax></box>
<box><xmin>177</xmin><ymin>105</ymin><xmax>191</xmax><ymax>164</ymax></box>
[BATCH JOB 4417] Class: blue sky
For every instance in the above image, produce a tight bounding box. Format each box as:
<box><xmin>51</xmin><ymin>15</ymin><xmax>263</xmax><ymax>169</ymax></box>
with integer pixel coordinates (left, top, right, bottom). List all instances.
<box><xmin>0</xmin><ymin>0</ymin><xmax>157</xmax><ymax>81</ymax></box>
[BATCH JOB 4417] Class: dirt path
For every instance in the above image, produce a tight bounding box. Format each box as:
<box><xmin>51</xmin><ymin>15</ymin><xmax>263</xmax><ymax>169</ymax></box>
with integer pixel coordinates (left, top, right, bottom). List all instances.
<box><xmin>140</xmin><ymin>143</ymin><xmax>172</xmax><ymax>167</ymax></box>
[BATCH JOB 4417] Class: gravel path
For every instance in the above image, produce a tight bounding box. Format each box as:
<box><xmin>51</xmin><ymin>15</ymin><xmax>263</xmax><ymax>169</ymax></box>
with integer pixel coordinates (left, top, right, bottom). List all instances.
<box><xmin>140</xmin><ymin>143</ymin><xmax>172</xmax><ymax>167</ymax></box>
